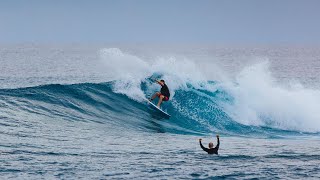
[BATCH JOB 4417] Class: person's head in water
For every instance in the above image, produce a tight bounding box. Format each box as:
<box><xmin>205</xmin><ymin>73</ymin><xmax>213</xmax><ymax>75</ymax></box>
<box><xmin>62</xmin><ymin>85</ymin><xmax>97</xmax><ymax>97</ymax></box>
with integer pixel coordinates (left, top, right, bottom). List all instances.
<box><xmin>208</xmin><ymin>142</ymin><xmax>214</xmax><ymax>149</ymax></box>
<box><xmin>159</xmin><ymin>79</ymin><xmax>165</xmax><ymax>86</ymax></box>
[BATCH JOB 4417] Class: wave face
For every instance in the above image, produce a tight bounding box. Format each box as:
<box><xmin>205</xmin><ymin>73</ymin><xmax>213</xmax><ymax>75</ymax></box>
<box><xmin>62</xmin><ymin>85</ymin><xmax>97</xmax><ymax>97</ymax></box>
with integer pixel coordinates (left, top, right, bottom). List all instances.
<box><xmin>0</xmin><ymin>80</ymin><xmax>319</xmax><ymax>137</ymax></box>
<box><xmin>1</xmin><ymin>48</ymin><xmax>320</xmax><ymax>137</ymax></box>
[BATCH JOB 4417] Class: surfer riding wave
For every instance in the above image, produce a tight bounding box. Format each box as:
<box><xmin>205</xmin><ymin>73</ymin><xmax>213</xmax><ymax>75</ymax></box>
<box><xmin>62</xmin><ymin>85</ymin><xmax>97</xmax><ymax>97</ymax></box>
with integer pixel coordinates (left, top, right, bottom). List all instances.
<box><xmin>149</xmin><ymin>79</ymin><xmax>170</xmax><ymax>108</ymax></box>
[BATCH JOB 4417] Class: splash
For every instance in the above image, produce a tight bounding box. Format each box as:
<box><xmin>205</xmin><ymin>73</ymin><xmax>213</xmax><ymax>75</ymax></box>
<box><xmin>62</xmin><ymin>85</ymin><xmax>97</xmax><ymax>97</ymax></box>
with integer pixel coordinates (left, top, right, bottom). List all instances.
<box><xmin>99</xmin><ymin>48</ymin><xmax>320</xmax><ymax>133</ymax></box>
<box><xmin>99</xmin><ymin>48</ymin><xmax>150</xmax><ymax>100</ymax></box>
<box><xmin>99</xmin><ymin>48</ymin><xmax>208</xmax><ymax>100</ymax></box>
<box><xmin>222</xmin><ymin>61</ymin><xmax>320</xmax><ymax>132</ymax></box>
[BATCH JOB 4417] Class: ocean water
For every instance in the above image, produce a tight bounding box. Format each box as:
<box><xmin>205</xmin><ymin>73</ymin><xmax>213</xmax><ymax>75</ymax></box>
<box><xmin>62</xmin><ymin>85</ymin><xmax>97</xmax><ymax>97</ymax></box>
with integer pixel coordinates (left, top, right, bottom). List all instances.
<box><xmin>0</xmin><ymin>44</ymin><xmax>320</xmax><ymax>179</ymax></box>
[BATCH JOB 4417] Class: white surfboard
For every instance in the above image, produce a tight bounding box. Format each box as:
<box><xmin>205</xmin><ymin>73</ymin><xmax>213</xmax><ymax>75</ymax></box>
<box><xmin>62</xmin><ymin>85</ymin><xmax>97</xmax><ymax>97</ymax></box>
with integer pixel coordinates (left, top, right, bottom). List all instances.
<box><xmin>146</xmin><ymin>99</ymin><xmax>171</xmax><ymax>118</ymax></box>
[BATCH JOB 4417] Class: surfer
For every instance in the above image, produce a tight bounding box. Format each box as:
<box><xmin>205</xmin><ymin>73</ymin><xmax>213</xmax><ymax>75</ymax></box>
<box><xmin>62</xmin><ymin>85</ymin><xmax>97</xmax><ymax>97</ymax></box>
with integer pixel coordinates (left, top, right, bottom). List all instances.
<box><xmin>149</xmin><ymin>79</ymin><xmax>170</xmax><ymax>108</ymax></box>
<box><xmin>199</xmin><ymin>134</ymin><xmax>220</xmax><ymax>155</ymax></box>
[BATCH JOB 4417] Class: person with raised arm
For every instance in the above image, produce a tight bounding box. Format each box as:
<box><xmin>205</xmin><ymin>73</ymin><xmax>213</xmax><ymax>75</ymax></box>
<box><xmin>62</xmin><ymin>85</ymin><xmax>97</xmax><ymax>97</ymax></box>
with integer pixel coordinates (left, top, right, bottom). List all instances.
<box><xmin>199</xmin><ymin>135</ymin><xmax>220</xmax><ymax>155</ymax></box>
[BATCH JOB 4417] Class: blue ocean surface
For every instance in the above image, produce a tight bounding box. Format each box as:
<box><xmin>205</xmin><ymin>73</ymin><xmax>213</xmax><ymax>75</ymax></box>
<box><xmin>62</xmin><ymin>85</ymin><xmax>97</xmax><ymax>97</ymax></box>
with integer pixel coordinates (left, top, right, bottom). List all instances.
<box><xmin>0</xmin><ymin>45</ymin><xmax>320</xmax><ymax>179</ymax></box>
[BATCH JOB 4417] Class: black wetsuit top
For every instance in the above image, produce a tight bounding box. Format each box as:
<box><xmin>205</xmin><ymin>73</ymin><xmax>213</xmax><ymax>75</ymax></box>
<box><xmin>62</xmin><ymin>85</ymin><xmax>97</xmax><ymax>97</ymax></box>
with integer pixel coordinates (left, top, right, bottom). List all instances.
<box><xmin>160</xmin><ymin>84</ymin><xmax>170</xmax><ymax>98</ymax></box>
<box><xmin>200</xmin><ymin>137</ymin><xmax>220</xmax><ymax>155</ymax></box>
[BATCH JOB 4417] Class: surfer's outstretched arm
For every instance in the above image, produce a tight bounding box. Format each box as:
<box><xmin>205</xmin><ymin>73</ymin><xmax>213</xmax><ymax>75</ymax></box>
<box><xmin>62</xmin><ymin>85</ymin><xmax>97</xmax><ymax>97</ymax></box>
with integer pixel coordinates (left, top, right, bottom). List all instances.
<box><xmin>155</xmin><ymin>80</ymin><xmax>164</xmax><ymax>86</ymax></box>
<box><xmin>199</xmin><ymin>139</ymin><xmax>209</xmax><ymax>153</ymax></box>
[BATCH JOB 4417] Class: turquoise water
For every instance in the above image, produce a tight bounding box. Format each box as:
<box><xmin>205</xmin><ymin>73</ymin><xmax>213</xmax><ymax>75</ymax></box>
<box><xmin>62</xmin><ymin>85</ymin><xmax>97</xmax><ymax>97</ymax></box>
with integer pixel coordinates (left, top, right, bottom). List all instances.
<box><xmin>0</xmin><ymin>45</ymin><xmax>320</xmax><ymax>179</ymax></box>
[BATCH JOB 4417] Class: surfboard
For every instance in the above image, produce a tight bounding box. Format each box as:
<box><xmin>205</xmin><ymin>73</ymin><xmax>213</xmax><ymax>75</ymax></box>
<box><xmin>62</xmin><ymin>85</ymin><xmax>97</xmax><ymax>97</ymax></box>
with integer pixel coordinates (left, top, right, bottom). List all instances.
<box><xmin>146</xmin><ymin>99</ymin><xmax>171</xmax><ymax>118</ymax></box>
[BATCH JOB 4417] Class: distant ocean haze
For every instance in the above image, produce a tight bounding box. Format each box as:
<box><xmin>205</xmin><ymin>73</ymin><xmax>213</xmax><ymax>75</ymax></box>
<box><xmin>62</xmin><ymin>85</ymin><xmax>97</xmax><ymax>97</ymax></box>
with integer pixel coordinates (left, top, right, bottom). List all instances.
<box><xmin>1</xmin><ymin>44</ymin><xmax>320</xmax><ymax>89</ymax></box>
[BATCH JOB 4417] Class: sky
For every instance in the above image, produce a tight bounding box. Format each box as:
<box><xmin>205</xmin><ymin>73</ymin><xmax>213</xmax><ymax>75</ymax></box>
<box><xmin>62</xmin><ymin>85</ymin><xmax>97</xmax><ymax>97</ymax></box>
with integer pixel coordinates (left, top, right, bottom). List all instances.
<box><xmin>0</xmin><ymin>0</ymin><xmax>320</xmax><ymax>44</ymax></box>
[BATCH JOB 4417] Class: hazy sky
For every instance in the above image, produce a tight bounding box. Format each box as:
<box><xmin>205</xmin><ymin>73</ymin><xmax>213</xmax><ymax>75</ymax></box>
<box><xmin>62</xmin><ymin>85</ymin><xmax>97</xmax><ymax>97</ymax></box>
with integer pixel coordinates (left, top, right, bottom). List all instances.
<box><xmin>1</xmin><ymin>0</ymin><xmax>320</xmax><ymax>44</ymax></box>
